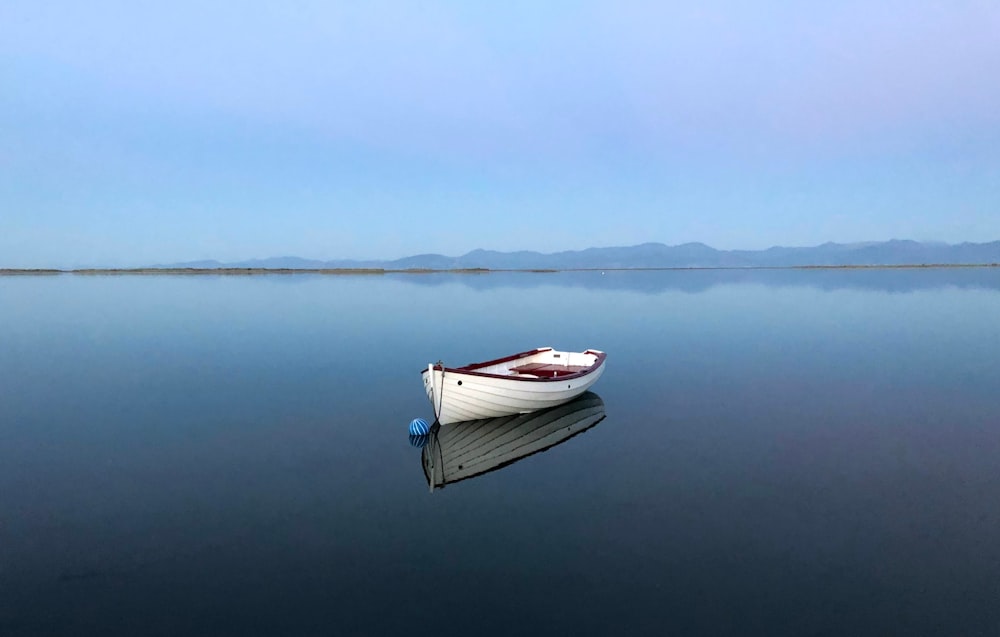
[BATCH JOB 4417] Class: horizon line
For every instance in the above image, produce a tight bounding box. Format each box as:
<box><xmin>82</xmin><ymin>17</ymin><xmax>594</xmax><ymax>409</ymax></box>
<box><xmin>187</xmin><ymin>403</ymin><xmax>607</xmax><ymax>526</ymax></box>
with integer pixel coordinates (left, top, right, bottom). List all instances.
<box><xmin>4</xmin><ymin>263</ymin><xmax>1000</xmax><ymax>276</ymax></box>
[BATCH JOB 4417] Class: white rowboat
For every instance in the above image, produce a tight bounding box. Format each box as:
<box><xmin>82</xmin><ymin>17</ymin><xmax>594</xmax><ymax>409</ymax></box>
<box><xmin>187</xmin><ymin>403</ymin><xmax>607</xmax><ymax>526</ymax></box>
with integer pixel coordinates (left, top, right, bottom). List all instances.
<box><xmin>421</xmin><ymin>347</ymin><xmax>606</xmax><ymax>425</ymax></box>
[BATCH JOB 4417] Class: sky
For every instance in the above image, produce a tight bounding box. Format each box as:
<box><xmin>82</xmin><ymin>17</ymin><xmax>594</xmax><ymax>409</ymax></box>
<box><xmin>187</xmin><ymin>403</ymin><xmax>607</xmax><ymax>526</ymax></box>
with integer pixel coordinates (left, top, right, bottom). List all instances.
<box><xmin>2</xmin><ymin>1</ymin><xmax>999</xmax><ymax>267</ymax></box>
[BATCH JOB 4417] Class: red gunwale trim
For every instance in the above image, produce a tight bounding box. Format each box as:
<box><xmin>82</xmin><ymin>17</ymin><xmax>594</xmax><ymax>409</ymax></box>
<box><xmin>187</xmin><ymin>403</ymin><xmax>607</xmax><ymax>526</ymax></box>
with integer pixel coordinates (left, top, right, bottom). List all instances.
<box><xmin>420</xmin><ymin>349</ymin><xmax>607</xmax><ymax>383</ymax></box>
<box><xmin>456</xmin><ymin>347</ymin><xmax>553</xmax><ymax>371</ymax></box>
<box><xmin>419</xmin><ymin>347</ymin><xmax>549</xmax><ymax>374</ymax></box>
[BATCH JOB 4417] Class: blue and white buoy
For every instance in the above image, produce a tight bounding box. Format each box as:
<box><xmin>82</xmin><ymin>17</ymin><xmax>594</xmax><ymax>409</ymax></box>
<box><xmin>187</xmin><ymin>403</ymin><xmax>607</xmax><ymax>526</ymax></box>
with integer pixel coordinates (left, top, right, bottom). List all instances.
<box><xmin>408</xmin><ymin>418</ymin><xmax>430</xmax><ymax>436</ymax></box>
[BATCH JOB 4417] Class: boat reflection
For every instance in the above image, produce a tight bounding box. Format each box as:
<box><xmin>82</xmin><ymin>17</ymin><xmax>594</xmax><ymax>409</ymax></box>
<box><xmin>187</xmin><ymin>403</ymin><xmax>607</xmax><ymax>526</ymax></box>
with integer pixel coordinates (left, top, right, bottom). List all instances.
<box><xmin>422</xmin><ymin>392</ymin><xmax>606</xmax><ymax>491</ymax></box>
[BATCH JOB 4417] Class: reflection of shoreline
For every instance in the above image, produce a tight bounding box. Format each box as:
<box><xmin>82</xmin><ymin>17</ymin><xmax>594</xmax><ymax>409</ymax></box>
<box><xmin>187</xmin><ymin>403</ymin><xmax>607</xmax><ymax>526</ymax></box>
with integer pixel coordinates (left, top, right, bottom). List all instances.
<box><xmin>2</xmin><ymin>263</ymin><xmax>999</xmax><ymax>276</ymax></box>
<box><xmin>396</xmin><ymin>267</ymin><xmax>1000</xmax><ymax>295</ymax></box>
<box><xmin>3</xmin><ymin>266</ymin><xmax>999</xmax><ymax>294</ymax></box>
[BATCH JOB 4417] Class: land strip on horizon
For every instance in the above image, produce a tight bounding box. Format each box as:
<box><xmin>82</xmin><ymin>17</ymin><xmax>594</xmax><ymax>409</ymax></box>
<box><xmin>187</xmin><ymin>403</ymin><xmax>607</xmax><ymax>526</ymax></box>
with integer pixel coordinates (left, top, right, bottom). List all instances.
<box><xmin>2</xmin><ymin>264</ymin><xmax>1000</xmax><ymax>276</ymax></box>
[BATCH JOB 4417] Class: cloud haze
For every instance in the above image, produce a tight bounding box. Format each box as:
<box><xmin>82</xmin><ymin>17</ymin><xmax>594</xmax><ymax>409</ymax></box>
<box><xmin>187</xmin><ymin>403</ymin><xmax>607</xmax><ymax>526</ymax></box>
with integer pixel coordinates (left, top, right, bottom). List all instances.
<box><xmin>2</xmin><ymin>1</ymin><xmax>998</xmax><ymax>266</ymax></box>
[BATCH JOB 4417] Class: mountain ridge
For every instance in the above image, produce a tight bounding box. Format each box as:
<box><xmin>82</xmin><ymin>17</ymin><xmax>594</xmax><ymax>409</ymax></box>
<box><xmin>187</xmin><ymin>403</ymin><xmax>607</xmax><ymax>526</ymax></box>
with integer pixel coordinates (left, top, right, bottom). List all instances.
<box><xmin>153</xmin><ymin>240</ymin><xmax>1000</xmax><ymax>270</ymax></box>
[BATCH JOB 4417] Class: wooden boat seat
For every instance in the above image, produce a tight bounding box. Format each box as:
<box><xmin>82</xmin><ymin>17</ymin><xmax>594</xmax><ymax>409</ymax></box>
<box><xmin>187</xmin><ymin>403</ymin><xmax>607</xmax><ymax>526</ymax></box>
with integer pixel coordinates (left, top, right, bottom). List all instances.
<box><xmin>509</xmin><ymin>363</ymin><xmax>589</xmax><ymax>377</ymax></box>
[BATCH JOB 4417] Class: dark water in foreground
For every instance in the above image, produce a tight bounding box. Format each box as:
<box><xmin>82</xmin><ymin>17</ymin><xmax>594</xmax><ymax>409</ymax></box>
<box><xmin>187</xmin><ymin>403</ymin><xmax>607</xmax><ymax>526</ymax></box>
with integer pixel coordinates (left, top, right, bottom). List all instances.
<box><xmin>2</xmin><ymin>269</ymin><xmax>999</xmax><ymax>636</ymax></box>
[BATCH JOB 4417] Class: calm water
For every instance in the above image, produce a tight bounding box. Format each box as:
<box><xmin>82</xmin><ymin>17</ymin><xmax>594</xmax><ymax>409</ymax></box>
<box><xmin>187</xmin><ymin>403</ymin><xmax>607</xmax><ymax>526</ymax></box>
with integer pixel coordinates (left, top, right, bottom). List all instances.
<box><xmin>2</xmin><ymin>270</ymin><xmax>999</xmax><ymax>636</ymax></box>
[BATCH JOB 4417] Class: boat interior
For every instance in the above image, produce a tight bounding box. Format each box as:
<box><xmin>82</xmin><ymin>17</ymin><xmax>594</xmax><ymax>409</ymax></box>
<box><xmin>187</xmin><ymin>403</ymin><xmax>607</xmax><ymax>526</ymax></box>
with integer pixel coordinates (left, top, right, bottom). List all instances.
<box><xmin>509</xmin><ymin>362</ymin><xmax>590</xmax><ymax>378</ymax></box>
<box><xmin>461</xmin><ymin>348</ymin><xmax>602</xmax><ymax>378</ymax></box>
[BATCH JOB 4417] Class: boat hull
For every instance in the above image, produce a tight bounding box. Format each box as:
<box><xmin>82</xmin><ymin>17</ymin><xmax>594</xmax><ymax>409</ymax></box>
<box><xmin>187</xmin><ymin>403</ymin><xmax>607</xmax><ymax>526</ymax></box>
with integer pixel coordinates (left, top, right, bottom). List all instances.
<box><xmin>421</xmin><ymin>348</ymin><xmax>605</xmax><ymax>425</ymax></box>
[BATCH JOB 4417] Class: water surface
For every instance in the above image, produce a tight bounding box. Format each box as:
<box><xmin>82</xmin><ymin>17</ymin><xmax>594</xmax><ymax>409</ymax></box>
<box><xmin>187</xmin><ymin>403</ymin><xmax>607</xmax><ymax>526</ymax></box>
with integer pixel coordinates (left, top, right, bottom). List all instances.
<box><xmin>1</xmin><ymin>270</ymin><xmax>999</xmax><ymax>635</ymax></box>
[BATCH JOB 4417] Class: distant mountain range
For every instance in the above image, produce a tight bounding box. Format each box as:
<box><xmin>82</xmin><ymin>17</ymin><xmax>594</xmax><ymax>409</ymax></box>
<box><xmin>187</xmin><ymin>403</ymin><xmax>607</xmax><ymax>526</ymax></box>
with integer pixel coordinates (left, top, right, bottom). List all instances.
<box><xmin>156</xmin><ymin>240</ymin><xmax>1000</xmax><ymax>270</ymax></box>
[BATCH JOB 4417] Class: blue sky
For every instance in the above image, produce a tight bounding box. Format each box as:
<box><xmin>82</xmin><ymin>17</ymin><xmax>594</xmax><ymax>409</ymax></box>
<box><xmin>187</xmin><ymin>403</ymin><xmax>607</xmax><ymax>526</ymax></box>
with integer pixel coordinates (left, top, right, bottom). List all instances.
<box><xmin>2</xmin><ymin>1</ymin><xmax>998</xmax><ymax>267</ymax></box>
